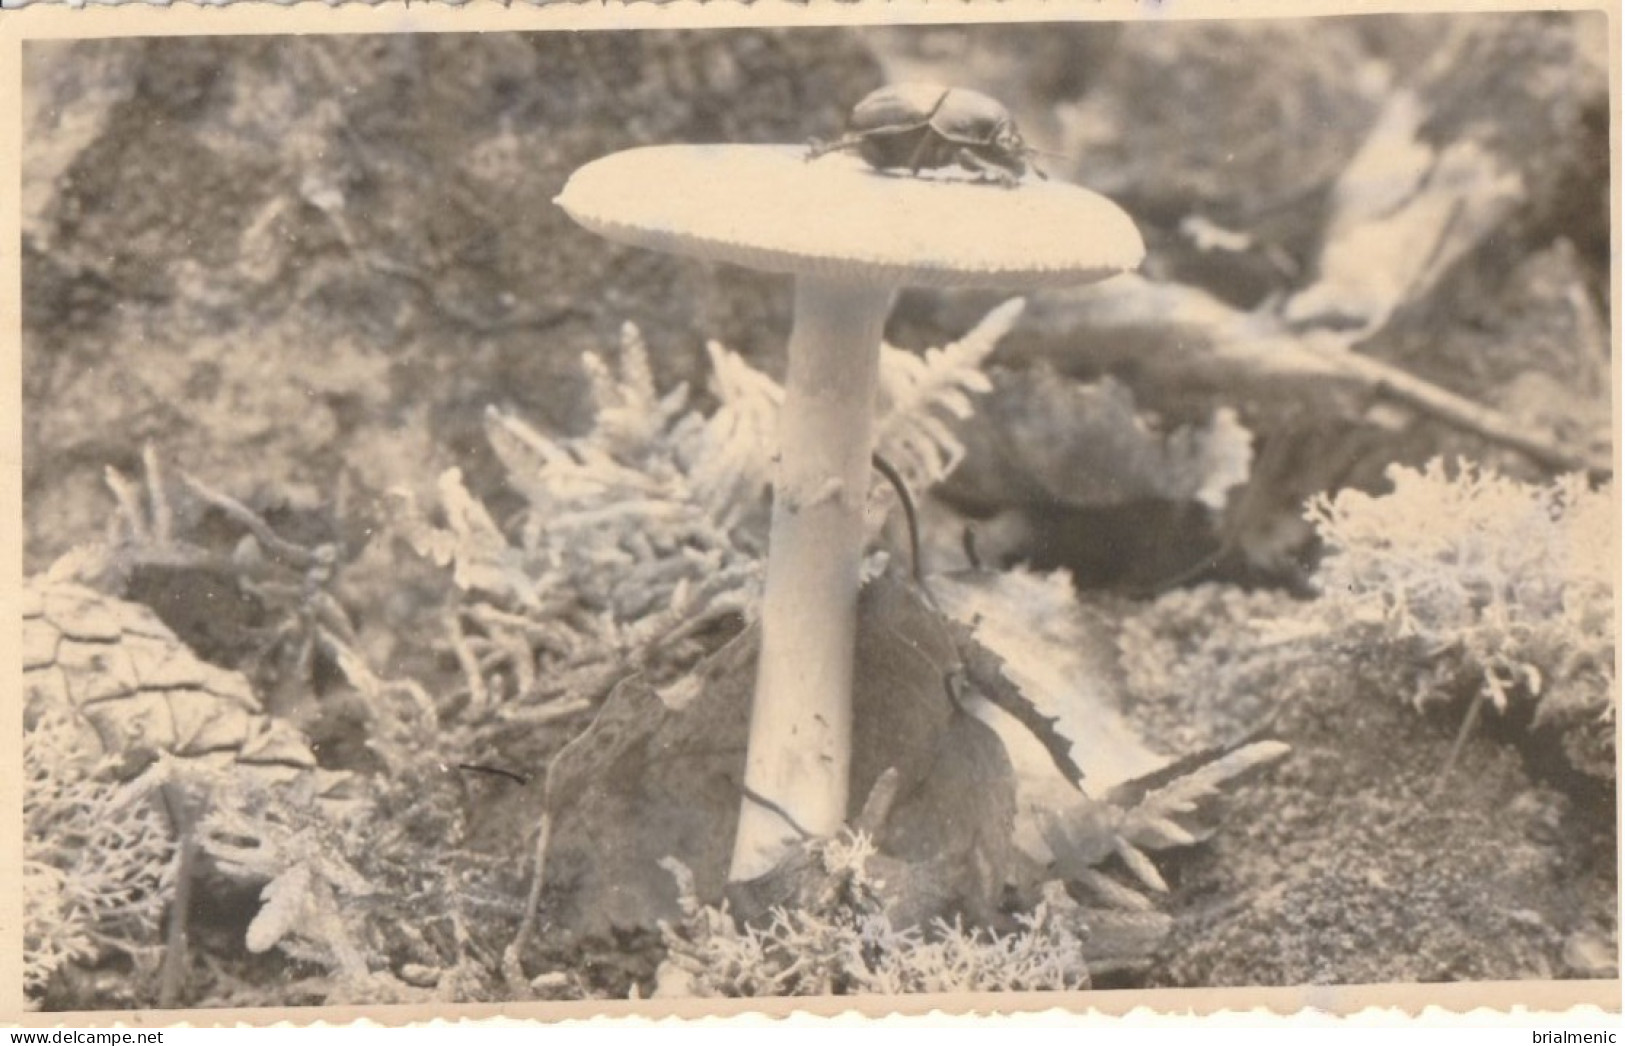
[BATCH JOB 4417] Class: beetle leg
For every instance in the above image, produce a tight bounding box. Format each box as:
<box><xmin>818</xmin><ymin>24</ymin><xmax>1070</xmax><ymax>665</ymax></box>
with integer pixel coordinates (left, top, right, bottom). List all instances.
<box><xmin>805</xmin><ymin>134</ymin><xmax>864</xmax><ymax>161</ymax></box>
<box><xmin>955</xmin><ymin>147</ymin><xmax>1020</xmax><ymax>188</ymax></box>
<box><xmin>907</xmin><ymin>90</ymin><xmax>958</xmax><ymax>174</ymax></box>
<box><xmin>906</xmin><ymin>131</ymin><xmax>936</xmax><ymax>175</ymax></box>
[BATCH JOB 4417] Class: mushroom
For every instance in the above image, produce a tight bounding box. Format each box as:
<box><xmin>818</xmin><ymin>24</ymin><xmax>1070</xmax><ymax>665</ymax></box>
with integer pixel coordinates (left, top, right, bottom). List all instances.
<box><xmin>556</xmin><ymin>144</ymin><xmax>1143</xmax><ymax>881</ymax></box>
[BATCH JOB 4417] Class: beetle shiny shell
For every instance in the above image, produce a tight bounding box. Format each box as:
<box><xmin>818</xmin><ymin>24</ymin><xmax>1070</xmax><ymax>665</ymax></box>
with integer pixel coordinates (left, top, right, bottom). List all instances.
<box><xmin>808</xmin><ymin>82</ymin><xmax>1043</xmax><ymax>187</ymax></box>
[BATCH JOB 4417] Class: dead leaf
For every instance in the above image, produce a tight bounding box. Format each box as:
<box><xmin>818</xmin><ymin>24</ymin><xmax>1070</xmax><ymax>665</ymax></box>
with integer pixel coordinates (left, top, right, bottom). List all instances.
<box><xmin>929</xmin><ymin>567</ymin><xmax>1168</xmax><ymax>869</ymax></box>
<box><xmin>931</xmin><ymin>568</ymin><xmax>1165</xmax><ymax>790</ymax></box>
<box><xmin>950</xmin><ymin>365</ymin><xmax>1254</xmax><ymax>513</ymax></box>
<box><xmin>537</xmin><ymin>572</ymin><xmax>1018</xmax><ymax>940</ymax></box>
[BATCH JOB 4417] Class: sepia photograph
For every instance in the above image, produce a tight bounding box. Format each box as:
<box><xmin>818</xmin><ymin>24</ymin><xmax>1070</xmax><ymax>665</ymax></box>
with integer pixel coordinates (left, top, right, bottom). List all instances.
<box><xmin>5</xmin><ymin>1</ymin><xmax>1619</xmax><ymax>1022</ymax></box>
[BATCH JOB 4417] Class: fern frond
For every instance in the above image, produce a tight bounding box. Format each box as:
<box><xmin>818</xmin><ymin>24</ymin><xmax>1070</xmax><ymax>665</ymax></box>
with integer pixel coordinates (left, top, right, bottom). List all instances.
<box><xmin>403</xmin><ymin>468</ymin><xmax>544</xmax><ymax>610</ymax></box>
<box><xmin>873</xmin><ymin>298</ymin><xmax>1022</xmax><ymax>494</ymax></box>
<box><xmin>684</xmin><ymin>340</ymin><xmax>781</xmax><ymax>524</ymax></box>
<box><xmin>485</xmin><ymin>407</ymin><xmax>665</xmax><ymax>517</ymax></box>
<box><xmin>1117</xmin><ymin>740</ymin><xmax>1291</xmax><ymax>854</ymax></box>
<box><xmin>585</xmin><ymin>324</ymin><xmax>691</xmax><ymax>465</ymax></box>
<box><xmin>1305</xmin><ymin>460</ymin><xmax>1616</xmax><ymax>775</ymax></box>
<box><xmin>405</xmin><ymin>304</ymin><xmax>1016</xmax><ymax>724</ymax></box>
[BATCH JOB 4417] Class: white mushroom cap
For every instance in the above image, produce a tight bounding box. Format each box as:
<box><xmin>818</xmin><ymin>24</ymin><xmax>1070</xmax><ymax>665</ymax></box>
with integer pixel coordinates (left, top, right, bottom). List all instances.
<box><xmin>556</xmin><ymin>145</ymin><xmax>1144</xmax><ymax>288</ymax></box>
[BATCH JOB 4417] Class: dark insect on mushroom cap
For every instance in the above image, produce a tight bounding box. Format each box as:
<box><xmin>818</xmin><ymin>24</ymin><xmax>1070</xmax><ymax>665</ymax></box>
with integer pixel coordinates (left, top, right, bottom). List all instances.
<box><xmin>809</xmin><ymin>82</ymin><xmax>1043</xmax><ymax>187</ymax></box>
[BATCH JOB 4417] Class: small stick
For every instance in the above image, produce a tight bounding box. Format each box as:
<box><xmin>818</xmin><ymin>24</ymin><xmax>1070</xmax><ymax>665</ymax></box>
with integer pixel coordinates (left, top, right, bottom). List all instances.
<box><xmin>142</xmin><ymin>445</ymin><xmax>176</xmax><ymax>547</ymax></box>
<box><xmin>446</xmin><ymin>610</ymin><xmax>491</xmax><ymax>715</ymax></box>
<box><xmin>457</xmin><ymin>763</ymin><xmax>530</xmax><ymax>786</ymax></box>
<box><xmin>104</xmin><ymin>467</ymin><xmax>153</xmax><ymax>546</ymax></box>
<box><xmin>961</xmin><ymin>524</ymin><xmax>983</xmax><ymax>571</ymax></box>
<box><xmin>157</xmin><ymin>818</ymin><xmax>200</xmax><ymax>1008</ymax></box>
<box><xmin>503</xmin><ymin>811</ymin><xmax>554</xmax><ymax>992</ymax></box>
<box><xmin>179</xmin><ymin>472</ymin><xmax>320</xmax><ymax>569</ymax></box>
<box><xmin>1330</xmin><ymin>351</ymin><xmax>1610</xmax><ymax>479</ymax></box>
<box><xmin>853</xmin><ymin>767</ymin><xmax>902</xmax><ymax>837</ymax></box>
<box><xmin>1433</xmin><ymin>676</ymin><xmax>1499</xmax><ymax>798</ymax></box>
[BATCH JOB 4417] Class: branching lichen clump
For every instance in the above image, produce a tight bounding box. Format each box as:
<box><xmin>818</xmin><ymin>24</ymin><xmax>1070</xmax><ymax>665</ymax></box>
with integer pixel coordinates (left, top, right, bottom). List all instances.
<box><xmin>24</xmin><ymin>711</ymin><xmax>176</xmax><ymax>1004</ymax></box>
<box><xmin>1304</xmin><ymin>460</ymin><xmax>1616</xmax><ymax>777</ymax></box>
<box><xmin>656</xmin><ymin>832</ymin><xmax>1090</xmax><ymax>996</ymax></box>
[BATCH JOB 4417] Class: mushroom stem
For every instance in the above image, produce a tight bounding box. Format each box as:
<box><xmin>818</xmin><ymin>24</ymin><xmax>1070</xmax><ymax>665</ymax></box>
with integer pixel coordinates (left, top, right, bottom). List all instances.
<box><xmin>729</xmin><ymin>275</ymin><xmax>893</xmax><ymax>882</ymax></box>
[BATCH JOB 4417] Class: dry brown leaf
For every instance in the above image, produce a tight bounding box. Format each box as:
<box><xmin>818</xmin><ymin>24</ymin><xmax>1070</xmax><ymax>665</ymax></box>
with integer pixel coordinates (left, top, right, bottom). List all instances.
<box><xmin>538</xmin><ymin>573</ymin><xmax>1020</xmax><ymax>940</ymax></box>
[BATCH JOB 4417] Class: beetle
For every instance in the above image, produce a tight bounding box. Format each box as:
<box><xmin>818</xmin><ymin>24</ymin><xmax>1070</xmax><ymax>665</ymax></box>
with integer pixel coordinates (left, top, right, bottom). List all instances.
<box><xmin>807</xmin><ymin>82</ymin><xmax>1046</xmax><ymax>188</ymax></box>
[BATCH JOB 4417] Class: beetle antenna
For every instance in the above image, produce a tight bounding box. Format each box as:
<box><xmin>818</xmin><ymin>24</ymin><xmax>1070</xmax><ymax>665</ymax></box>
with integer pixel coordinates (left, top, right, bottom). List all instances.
<box><xmin>806</xmin><ymin>134</ymin><xmax>862</xmax><ymax>162</ymax></box>
<box><xmin>870</xmin><ymin>452</ymin><xmax>923</xmax><ymax>585</ymax></box>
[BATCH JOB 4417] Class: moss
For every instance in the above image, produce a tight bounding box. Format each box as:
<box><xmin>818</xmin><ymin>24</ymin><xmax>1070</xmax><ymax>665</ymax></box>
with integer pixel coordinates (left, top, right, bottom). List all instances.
<box><xmin>1143</xmin><ymin>654</ymin><xmax>1615</xmax><ymax>986</ymax></box>
<box><xmin>1118</xmin><ymin>531</ymin><xmax>1616</xmax><ymax>987</ymax></box>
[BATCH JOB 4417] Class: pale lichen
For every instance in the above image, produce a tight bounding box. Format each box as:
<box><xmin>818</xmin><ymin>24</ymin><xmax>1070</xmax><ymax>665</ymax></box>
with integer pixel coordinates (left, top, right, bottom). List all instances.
<box><xmin>1305</xmin><ymin>460</ymin><xmax>1616</xmax><ymax>777</ymax></box>
<box><xmin>654</xmin><ymin>838</ymin><xmax>1090</xmax><ymax>997</ymax></box>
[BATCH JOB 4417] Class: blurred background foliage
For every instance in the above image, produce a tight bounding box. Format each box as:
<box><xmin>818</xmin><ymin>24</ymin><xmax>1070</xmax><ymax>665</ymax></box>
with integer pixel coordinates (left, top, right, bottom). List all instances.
<box><xmin>23</xmin><ymin>15</ymin><xmax>1610</xmax><ymax>597</ymax></box>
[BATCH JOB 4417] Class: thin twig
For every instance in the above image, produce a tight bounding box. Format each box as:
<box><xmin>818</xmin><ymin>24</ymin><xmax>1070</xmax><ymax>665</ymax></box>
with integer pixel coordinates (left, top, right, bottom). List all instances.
<box><xmin>142</xmin><ymin>445</ymin><xmax>176</xmax><ymax>547</ymax></box>
<box><xmin>446</xmin><ymin>609</ymin><xmax>491</xmax><ymax>715</ymax></box>
<box><xmin>1329</xmin><ymin>350</ymin><xmax>1610</xmax><ymax>478</ymax></box>
<box><xmin>498</xmin><ymin>697</ymin><xmax>595</xmax><ymax>727</ymax></box>
<box><xmin>178</xmin><ymin>472</ymin><xmax>321</xmax><ymax>569</ymax></box>
<box><xmin>502</xmin><ymin>811</ymin><xmax>553</xmax><ymax>992</ymax></box>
